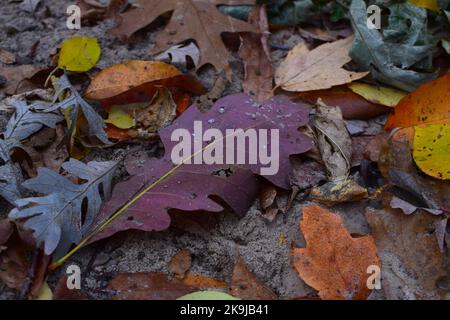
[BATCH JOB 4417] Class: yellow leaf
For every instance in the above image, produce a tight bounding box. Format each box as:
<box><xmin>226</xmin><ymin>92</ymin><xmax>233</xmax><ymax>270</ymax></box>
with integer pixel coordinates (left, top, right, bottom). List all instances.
<box><xmin>408</xmin><ymin>0</ymin><xmax>440</xmax><ymax>11</ymax></box>
<box><xmin>105</xmin><ymin>105</ymin><xmax>135</xmax><ymax>129</ymax></box>
<box><xmin>348</xmin><ymin>82</ymin><xmax>407</xmax><ymax>107</ymax></box>
<box><xmin>413</xmin><ymin>124</ymin><xmax>450</xmax><ymax>180</ymax></box>
<box><xmin>58</xmin><ymin>36</ymin><xmax>101</xmax><ymax>72</ymax></box>
<box><xmin>33</xmin><ymin>282</ymin><xmax>53</xmax><ymax>300</ymax></box>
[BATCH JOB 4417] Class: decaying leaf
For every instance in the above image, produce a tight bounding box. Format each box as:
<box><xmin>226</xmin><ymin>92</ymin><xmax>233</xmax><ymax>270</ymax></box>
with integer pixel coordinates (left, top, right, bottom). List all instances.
<box><xmin>230</xmin><ymin>255</ymin><xmax>277</xmax><ymax>300</ymax></box>
<box><xmin>108</xmin><ymin>272</ymin><xmax>195</xmax><ymax>300</ymax></box>
<box><xmin>412</xmin><ymin>124</ymin><xmax>450</xmax><ymax>180</ymax></box>
<box><xmin>408</xmin><ymin>0</ymin><xmax>440</xmax><ymax>11</ymax></box>
<box><xmin>349</xmin><ymin>1</ymin><xmax>437</xmax><ymax>92</ymax></box>
<box><xmin>313</xmin><ymin>100</ymin><xmax>352</xmax><ymax>179</ymax></box>
<box><xmin>292</xmin><ymin>205</ymin><xmax>380</xmax><ymax>300</ymax></box>
<box><xmin>9</xmin><ymin>159</ymin><xmax>118</xmax><ymax>257</ymax></box>
<box><xmin>0</xmin><ymin>65</ymin><xmax>43</xmax><ymax>95</ymax></box>
<box><xmin>348</xmin><ymin>82</ymin><xmax>407</xmax><ymax>107</ymax></box>
<box><xmin>385</xmin><ymin>74</ymin><xmax>450</xmax><ymax>130</ymax></box>
<box><xmin>366</xmin><ymin>206</ymin><xmax>447</xmax><ymax>299</ymax></box>
<box><xmin>110</xmin><ymin>0</ymin><xmax>257</xmax><ymax>79</ymax></box>
<box><xmin>91</xmin><ymin>94</ymin><xmax>312</xmax><ymax>242</ymax></box>
<box><xmin>58</xmin><ymin>36</ymin><xmax>101</xmax><ymax>72</ymax></box>
<box><xmin>310</xmin><ymin>178</ymin><xmax>368</xmax><ymax>206</ymax></box>
<box><xmin>239</xmin><ymin>5</ymin><xmax>273</xmax><ymax>102</ymax></box>
<box><xmin>275</xmin><ymin>36</ymin><xmax>369</xmax><ymax>92</ymax></box>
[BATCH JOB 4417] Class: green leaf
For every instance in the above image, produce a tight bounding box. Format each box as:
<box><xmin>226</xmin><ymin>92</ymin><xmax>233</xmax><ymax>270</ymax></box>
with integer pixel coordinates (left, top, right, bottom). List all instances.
<box><xmin>58</xmin><ymin>36</ymin><xmax>101</xmax><ymax>72</ymax></box>
<box><xmin>177</xmin><ymin>291</ymin><xmax>240</xmax><ymax>300</ymax></box>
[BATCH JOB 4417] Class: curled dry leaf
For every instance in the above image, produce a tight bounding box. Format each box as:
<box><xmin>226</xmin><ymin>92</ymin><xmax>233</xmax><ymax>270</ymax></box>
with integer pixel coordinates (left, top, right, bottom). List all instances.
<box><xmin>110</xmin><ymin>0</ymin><xmax>257</xmax><ymax>79</ymax></box>
<box><xmin>230</xmin><ymin>255</ymin><xmax>277</xmax><ymax>300</ymax></box>
<box><xmin>366</xmin><ymin>206</ymin><xmax>447</xmax><ymax>299</ymax></box>
<box><xmin>168</xmin><ymin>249</ymin><xmax>192</xmax><ymax>279</ymax></box>
<box><xmin>310</xmin><ymin>178</ymin><xmax>368</xmax><ymax>207</ymax></box>
<box><xmin>292</xmin><ymin>205</ymin><xmax>380</xmax><ymax>300</ymax></box>
<box><xmin>385</xmin><ymin>74</ymin><xmax>450</xmax><ymax>130</ymax></box>
<box><xmin>275</xmin><ymin>36</ymin><xmax>369</xmax><ymax>92</ymax></box>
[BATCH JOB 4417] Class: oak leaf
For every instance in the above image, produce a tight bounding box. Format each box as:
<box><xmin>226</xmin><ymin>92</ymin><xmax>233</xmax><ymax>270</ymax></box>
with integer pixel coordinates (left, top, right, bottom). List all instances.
<box><xmin>110</xmin><ymin>0</ymin><xmax>257</xmax><ymax>79</ymax></box>
<box><xmin>291</xmin><ymin>205</ymin><xmax>380</xmax><ymax>300</ymax></box>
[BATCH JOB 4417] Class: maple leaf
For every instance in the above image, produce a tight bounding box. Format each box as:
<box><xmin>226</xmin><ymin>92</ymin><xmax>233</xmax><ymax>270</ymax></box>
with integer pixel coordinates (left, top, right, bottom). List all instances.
<box><xmin>292</xmin><ymin>205</ymin><xmax>380</xmax><ymax>300</ymax></box>
<box><xmin>110</xmin><ymin>0</ymin><xmax>257</xmax><ymax>79</ymax></box>
<box><xmin>89</xmin><ymin>94</ymin><xmax>312</xmax><ymax>242</ymax></box>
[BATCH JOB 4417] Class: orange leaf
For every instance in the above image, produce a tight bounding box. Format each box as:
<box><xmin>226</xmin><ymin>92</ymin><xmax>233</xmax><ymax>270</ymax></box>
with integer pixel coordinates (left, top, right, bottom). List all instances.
<box><xmin>291</xmin><ymin>205</ymin><xmax>380</xmax><ymax>300</ymax></box>
<box><xmin>85</xmin><ymin>60</ymin><xmax>181</xmax><ymax>100</ymax></box>
<box><xmin>182</xmin><ymin>272</ymin><xmax>228</xmax><ymax>290</ymax></box>
<box><xmin>105</xmin><ymin>123</ymin><xmax>131</xmax><ymax>141</ymax></box>
<box><xmin>385</xmin><ymin>74</ymin><xmax>450</xmax><ymax>130</ymax></box>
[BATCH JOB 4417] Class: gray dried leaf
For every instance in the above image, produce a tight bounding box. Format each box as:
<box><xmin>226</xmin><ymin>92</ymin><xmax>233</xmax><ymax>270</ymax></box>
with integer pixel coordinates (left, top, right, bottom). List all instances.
<box><xmin>0</xmin><ymin>162</ymin><xmax>22</xmax><ymax>205</ymax></box>
<box><xmin>9</xmin><ymin>158</ymin><xmax>118</xmax><ymax>257</ymax></box>
<box><xmin>4</xmin><ymin>100</ymin><xmax>63</xmax><ymax>141</ymax></box>
<box><xmin>48</xmin><ymin>74</ymin><xmax>110</xmax><ymax>144</ymax></box>
<box><xmin>154</xmin><ymin>42</ymin><xmax>200</xmax><ymax>68</ymax></box>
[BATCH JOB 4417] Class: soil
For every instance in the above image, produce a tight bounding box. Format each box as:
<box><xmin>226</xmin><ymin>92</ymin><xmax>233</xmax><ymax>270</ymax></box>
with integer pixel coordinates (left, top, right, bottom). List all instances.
<box><xmin>0</xmin><ymin>0</ymin><xmax>386</xmax><ymax>299</ymax></box>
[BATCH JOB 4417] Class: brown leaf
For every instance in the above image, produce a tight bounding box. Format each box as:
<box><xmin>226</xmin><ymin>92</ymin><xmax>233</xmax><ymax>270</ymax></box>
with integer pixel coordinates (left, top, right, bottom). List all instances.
<box><xmin>0</xmin><ymin>220</ymin><xmax>14</xmax><ymax>247</ymax></box>
<box><xmin>0</xmin><ymin>65</ymin><xmax>41</xmax><ymax>95</ymax></box>
<box><xmin>239</xmin><ymin>5</ymin><xmax>273</xmax><ymax>102</ymax></box>
<box><xmin>275</xmin><ymin>36</ymin><xmax>369</xmax><ymax>92</ymax></box>
<box><xmin>294</xmin><ymin>85</ymin><xmax>390</xmax><ymax>120</ymax></box>
<box><xmin>182</xmin><ymin>272</ymin><xmax>228</xmax><ymax>290</ymax></box>
<box><xmin>108</xmin><ymin>272</ymin><xmax>195</xmax><ymax>300</ymax></box>
<box><xmin>310</xmin><ymin>179</ymin><xmax>368</xmax><ymax>206</ymax></box>
<box><xmin>366</xmin><ymin>206</ymin><xmax>447</xmax><ymax>299</ymax></box>
<box><xmin>230</xmin><ymin>255</ymin><xmax>277</xmax><ymax>300</ymax></box>
<box><xmin>292</xmin><ymin>205</ymin><xmax>380</xmax><ymax>300</ymax></box>
<box><xmin>168</xmin><ymin>249</ymin><xmax>192</xmax><ymax>279</ymax></box>
<box><xmin>110</xmin><ymin>0</ymin><xmax>257</xmax><ymax>79</ymax></box>
<box><xmin>18</xmin><ymin>125</ymin><xmax>69</xmax><ymax>177</ymax></box>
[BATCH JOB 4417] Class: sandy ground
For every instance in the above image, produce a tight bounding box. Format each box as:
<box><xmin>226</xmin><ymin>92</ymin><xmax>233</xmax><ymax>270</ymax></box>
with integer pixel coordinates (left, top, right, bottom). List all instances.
<box><xmin>0</xmin><ymin>0</ymin><xmax>386</xmax><ymax>299</ymax></box>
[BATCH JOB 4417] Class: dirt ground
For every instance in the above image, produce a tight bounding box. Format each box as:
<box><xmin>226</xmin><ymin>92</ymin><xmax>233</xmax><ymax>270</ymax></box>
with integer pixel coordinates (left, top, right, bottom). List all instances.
<box><xmin>0</xmin><ymin>0</ymin><xmax>389</xmax><ymax>299</ymax></box>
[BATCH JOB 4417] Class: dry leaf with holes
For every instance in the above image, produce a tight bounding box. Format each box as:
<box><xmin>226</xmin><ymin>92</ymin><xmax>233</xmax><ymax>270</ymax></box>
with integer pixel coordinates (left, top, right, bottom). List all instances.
<box><xmin>275</xmin><ymin>36</ymin><xmax>368</xmax><ymax>92</ymax></box>
<box><xmin>292</xmin><ymin>205</ymin><xmax>380</xmax><ymax>300</ymax></box>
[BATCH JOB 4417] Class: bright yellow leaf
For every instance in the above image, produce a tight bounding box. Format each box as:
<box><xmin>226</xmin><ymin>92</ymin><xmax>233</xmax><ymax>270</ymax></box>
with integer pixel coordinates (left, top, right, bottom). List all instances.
<box><xmin>105</xmin><ymin>105</ymin><xmax>134</xmax><ymax>129</ymax></box>
<box><xmin>348</xmin><ymin>82</ymin><xmax>407</xmax><ymax>107</ymax></box>
<box><xmin>413</xmin><ymin>124</ymin><xmax>450</xmax><ymax>180</ymax></box>
<box><xmin>58</xmin><ymin>36</ymin><xmax>101</xmax><ymax>72</ymax></box>
<box><xmin>408</xmin><ymin>0</ymin><xmax>440</xmax><ymax>11</ymax></box>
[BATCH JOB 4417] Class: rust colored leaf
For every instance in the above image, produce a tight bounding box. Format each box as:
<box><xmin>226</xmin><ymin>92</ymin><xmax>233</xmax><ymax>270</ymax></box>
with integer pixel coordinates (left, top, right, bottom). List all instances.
<box><xmin>385</xmin><ymin>74</ymin><xmax>450</xmax><ymax>130</ymax></box>
<box><xmin>230</xmin><ymin>255</ymin><xmax>277</xmax><ymax>300</ymax></box>
<box><xmin>182</xmin><ymin>272</ymin><xmax>228</xmax><ymax>290</ymax></box>
<box><xmin>108</xmin><ymin>272</ymin><xmax>195</xmax><ymax>300</ymax></box>
<box><xmin>291</xmin><ymin>205</ymin><xmax>380</xmax><ymax>300</ymax></box>
<box><xmin>239</xmin><ymin>5</ymin><xmax>273</xmax><ymax>102</ymax></box>
<box><xmin>53</xmin><ymin>276</ymin><xmax>88</xmax><ymax>300</ymax></box>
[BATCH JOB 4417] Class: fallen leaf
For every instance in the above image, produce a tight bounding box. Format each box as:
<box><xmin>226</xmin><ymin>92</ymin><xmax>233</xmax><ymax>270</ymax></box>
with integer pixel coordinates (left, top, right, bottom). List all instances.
<box><xmin>413</xmin><ymin>124</ymin><xmax>450</xmax><ymax>180</ymax></box>
<box><xmin>275</xmin><ymin>36</ymin><xmax>369</xmax><ymax>92</ymax></box>
<box><xmin>85</xmin><ymin>60</ymin><xmax>203</xmax><ymax>101</ymax></box>
<box><xmin>366</xmin><ymin>206</ymin><xmax>447</xmax><ymax>299</ymax></box>
<box><xmin>348</xmin><ymin>82</ymin><xmax>407</xmax><ymax>107</ymax></box>
<box><xmin>110</xmin><ymin>0</ymin><xmax>257</xmax><ymax>79</ymax></box>
<box><xmin>108</xmin><ymin>272</ymin><xmax>195</xmax><ymax>300</ymax></box>
<box><xmin>19</xmin><ymin>125</ymin><xmax>69</xmax><ymax>177</ymax></box>
<box><xmin>0</xmin><ymin>48</ymin><xmax>16</xmax><ymax>65</ymax></box>
<box><xmin>390</xmin><ymin>195</ymin><xmax>442</xmax><ymax>215</ymax></box>
<box><xmin>168</xmin><ymin>249</ymin><xmax>192</xmax><ymax>279</ymax></box>
<box><xmin>295</xmin><ymin>85</ymin><xmax>391</xmax><ymax>120</ymax></box>
<box><xmin>289</xmin><ymin>157</ymin><xmax>326</xmax><ymax>190</ymax></box>
<box><xmin>385</xmin><ymin>74</ymin><xmax>450</xmax><ymax>130</ymax></box>
<box><xmin>310</xmin><ymin>178</ymin><xmax>368</xmax><ymax>206</ymax></box>
<box><xmin>91</xmin><ymin>94</ymin><xmax>312</xmax><ymax>242</ymax></box>
<box><xmin>408</xmin><ymin>0</ymin><xmax>440</xmax><ymax>11</ymax></box>
<box><xmin>9</xmin><ymin>159</ymin><xmax>118</xmax><ymax>257</ymax></box>
<box><xmin>292</xmin><ymin>205</ymin><xmax>380</xmax><ymax>300</ymax></box>
<box><xmin>182</xmin><ymin>272</ymin><xmax>228</xmax><ymax>290</ymax></box>
<box><xmin>105</xmin><ymin>105</ymin><xmax>134</xmax><ymax>129</ymax></box>
<box><xmin>53</xmin><ymin>276</ymin><xmax>88</xmax><ymax>300</ymax></box>
<box><xmin>349</xmin><ymin>1</ymin><xmax>437</xmax><ymax>92</ymax></box>
<box><xmin>33</xmin><ymin>281</ymin><xmax>53</xmax><ymax>300</ymax></box>
<box><xmin>154</xmin><ymin>42</ymin><xmax>200</xmax><ymax>69</ymax></box>
<box><xmin>230</xmin><ymin>255</ymin><xmax>277</xmax><ymax>300</ymax></box>
<box><xmin>58</xmin><ymin>36</ymin><xmax>101</xmax><ymax>72</ymax></box>
<box><xmin>313</xmin><ymin>100</ymin><xmax>352</xmax><ymax>179</ymax></box>
<box><xmin>0</xmin><ymin>65</ymin><xmax>42</xmax><ymax>95</ymax></box>
<box><xmin>239</xmin><ymin>5</ymin><xmax>273</xmax><ymax>102</ymax></box>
